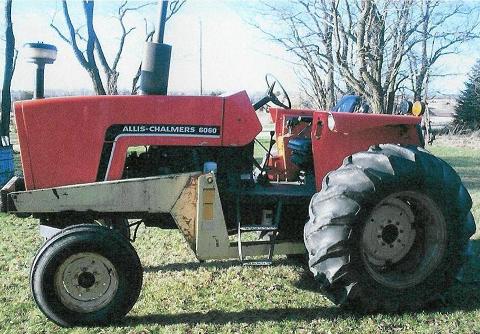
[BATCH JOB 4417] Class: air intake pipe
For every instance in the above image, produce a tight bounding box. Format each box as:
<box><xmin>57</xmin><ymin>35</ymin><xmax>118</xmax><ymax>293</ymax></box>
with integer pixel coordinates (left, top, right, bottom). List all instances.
<box><xmin>23</xmin><ymin>42</ymin><xmax>57</xmax><ymax>99</ymax></box>
<box><xmin>140</xmin><ymin>1</ymin><xmax>171</xmax><ymax>95</ymax></box>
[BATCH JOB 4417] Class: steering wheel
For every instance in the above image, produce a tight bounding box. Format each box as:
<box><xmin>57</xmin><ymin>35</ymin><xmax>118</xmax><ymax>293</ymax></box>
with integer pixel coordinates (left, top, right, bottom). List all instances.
<box><xmin>253</xmin><ymin>74</ymin><xmax>292</xmax><ymax>110</ymax></box>
<box><xmin>265</xmin><ymin>74</ymin><xmax>291</xmax><ymax>109</ymax></box>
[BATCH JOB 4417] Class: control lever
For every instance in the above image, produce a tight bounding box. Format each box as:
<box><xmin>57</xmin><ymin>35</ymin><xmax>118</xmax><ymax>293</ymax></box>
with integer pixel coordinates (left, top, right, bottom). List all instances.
<box><xmin>255</xmin><ymin>131</ymin><xmax>276</xmax><ymax>184</ymax></box>
<box><xmin>261</xmin><ymin>131</ymin><xmax>276</xmax><ymax>173</ymax></box>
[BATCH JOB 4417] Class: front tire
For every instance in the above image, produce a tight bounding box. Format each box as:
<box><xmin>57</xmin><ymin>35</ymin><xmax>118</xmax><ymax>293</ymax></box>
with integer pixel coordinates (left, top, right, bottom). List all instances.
<box><xmin>31</xmin><ymin>224</ymin><xmax>143</xmax><ymax>326</ymax></box>
<box><xmin>304</xmin><ymin>144</ymin><xmax>475</xmax><ymax>312</ymax></box>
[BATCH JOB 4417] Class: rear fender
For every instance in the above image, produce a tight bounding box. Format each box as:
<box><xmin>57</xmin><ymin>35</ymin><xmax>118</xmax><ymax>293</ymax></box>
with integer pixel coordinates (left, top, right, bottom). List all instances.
<box><xmin>311</xmin><ymin>111</ymin><xmax>422</xmax><ymax>191</ymax></box>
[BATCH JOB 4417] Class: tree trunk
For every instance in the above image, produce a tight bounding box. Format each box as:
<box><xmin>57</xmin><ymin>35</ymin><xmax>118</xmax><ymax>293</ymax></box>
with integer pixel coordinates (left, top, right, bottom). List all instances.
<box><xmin>413</xmin><ymin>68</ymin><xmax>427</xmax><ymax>101</ymax></box>
<box><xmin>1</xmin><ymin>0</ymin><xmax>15</xmax><ymax>140</ymax></box>
<box><xmin>385</xmin><ymin>90</ymin><xmax>395</xmax><ymax>114</ymax></box>
<box><xmin>324</xmin><ymin>7</ymin><xmax>335</xmax><ymax>109</ymax></box>
<box><xmin>325</xmin><ymin>38</ymin><xmax>335</xmax><ymax>108</ymax></box>
<box><xmin>107</xmin><ymin>71</ymin><xmax>119</xmax><ymax>95</ymax></box>
<box><xmin>413</xmin><ymin>87</ymin><xmax>422</xmax><ymax>101</ymax></box>
<box><xmin>88</xmin><ymin>67</ymin><xmax>106</xmax><ymax>95</ymax></box>
<box><xmin>369</xmin><ymin>91</ymin><xmax>385</xmax><ymax>114</ymax></box>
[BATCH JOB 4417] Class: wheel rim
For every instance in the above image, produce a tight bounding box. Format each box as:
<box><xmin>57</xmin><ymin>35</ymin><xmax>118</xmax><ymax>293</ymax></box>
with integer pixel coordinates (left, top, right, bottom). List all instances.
<box><xmin>54</xmin><ymin>252</ymin><xmax>119</xmax><ymax>313</ymax></box>
<box><xmin>361</xmin><ymin>191</ymin><xmax>447</xmax><ymax>289</ymax></box>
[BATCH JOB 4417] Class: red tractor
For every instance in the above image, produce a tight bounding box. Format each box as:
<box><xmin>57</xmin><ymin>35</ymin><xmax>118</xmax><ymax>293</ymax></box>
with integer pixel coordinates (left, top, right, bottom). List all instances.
<box><xmin>2</xmin><ymin>3</ymin><xmax>474</xmax><ymax>327</ymax></box>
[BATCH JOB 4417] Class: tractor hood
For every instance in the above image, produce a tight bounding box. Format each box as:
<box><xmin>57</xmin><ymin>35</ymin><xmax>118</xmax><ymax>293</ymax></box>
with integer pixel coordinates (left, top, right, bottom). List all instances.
<box><xmin>14</xmin><ymin>91</ymin><xmax>261</xmax><ymax>190</ymax></box>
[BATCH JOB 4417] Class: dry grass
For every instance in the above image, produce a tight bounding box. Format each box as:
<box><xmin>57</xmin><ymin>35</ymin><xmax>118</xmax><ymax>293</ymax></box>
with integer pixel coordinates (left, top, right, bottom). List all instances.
<box><xmin>434</xmin><ymin>130</ymin><xmax>480</xmax><ymax>149</ymax></box>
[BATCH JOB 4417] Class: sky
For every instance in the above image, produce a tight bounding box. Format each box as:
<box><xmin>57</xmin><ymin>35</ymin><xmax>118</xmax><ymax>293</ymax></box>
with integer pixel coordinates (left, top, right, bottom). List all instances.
<box><xmin>0</xmin><ymin>0</ymin><xmax>298</xmax><ymax>97</ymax></box>
<box><xmin>0</xmin><ymin>0</ymin><xmax>479</xmax><ymax>98</ymax></box>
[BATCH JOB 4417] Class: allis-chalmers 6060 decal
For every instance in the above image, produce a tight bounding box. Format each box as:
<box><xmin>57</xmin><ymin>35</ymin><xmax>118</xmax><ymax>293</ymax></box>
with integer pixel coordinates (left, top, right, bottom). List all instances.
<box><xmin>107</xmin><ymin>124</ymin><xmax>221</xmax><ymax>139</ymax></box>
<box><xmin>96</xmin><ymin>124</ymin><xmax>222</xmax><ymax>181</ymax></box>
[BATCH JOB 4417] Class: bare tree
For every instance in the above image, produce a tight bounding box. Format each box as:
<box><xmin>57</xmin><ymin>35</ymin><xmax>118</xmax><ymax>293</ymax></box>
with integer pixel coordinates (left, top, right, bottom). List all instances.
<box><xmin>94</xmin><ymin>1</ymin><xmax>157</xmax><ymax>95</ymax></box>
<box><xmin>330</xmin><ymin>0</ymin><xmax>422</xmax><ymax>113</ymax></box>
<box><xmin>253</xmin><ymin>1</ymin><xmax>336</xmax><ymax>109</ymax></box>
<box><xmin>51</xmin><ymin>0</ymin><xmax>186</xmax><ymax>95</ymax></box>
<box><xmin>257</xmin><ymin>0</ymin><xmax>479</xmax><ymax>113</ymax></box>
<box><xmin>51</xmin><ymin>0</ymin><xmax>105</xmax><ymax>94</ymax></box>
<box><xmin>131</xmin><ymin>0</ymin><xmax>185</xmax><ymax>95</ymax></box>
<box><xmin>407</xmin><ymin>0</ymin><xmax>480</xmax><ymax>101</ymax></box>
<box><xmin>298</xmin><ymin>0</ymin><xmax>336</xmax><ymax>109</ymax></box>
<box><xmin>256</xmin><ymin>0</ymin><xmax>421</xmax><ymax>113</ymax></box>
<box><xmin>1</xmin><ymin>0</ymin><xmax>15</xmax><ymax>140</ymax></box>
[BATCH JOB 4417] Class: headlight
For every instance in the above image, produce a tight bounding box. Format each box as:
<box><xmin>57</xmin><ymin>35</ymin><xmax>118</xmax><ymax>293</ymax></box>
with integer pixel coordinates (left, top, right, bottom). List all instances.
<box><xmin>327</xmin><ymin>113</ymin><xmax>336</xmax><ymax>131</ymax></box>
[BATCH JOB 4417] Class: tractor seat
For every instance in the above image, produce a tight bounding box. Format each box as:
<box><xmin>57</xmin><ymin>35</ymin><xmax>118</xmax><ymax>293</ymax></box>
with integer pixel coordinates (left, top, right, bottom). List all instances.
<box><xmin>287</xmin><ymin>137</ymin><xmax>313</xmax><ymax>170</ymax></box>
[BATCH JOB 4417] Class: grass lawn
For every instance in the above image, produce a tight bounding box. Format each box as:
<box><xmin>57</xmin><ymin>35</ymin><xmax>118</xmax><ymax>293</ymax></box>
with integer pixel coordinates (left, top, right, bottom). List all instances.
<box><xmin>0</xmin><ymin>143</ymin><xmax>479</xmax><ymax>334</ymax></box>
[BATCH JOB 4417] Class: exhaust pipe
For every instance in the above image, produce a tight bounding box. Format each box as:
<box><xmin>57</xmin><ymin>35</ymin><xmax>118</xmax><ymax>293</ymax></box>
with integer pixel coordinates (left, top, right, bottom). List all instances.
<box><xmin>140</xmin><ymin>1</ymin><xmax>171</xmax><ymax>95</ymax></box>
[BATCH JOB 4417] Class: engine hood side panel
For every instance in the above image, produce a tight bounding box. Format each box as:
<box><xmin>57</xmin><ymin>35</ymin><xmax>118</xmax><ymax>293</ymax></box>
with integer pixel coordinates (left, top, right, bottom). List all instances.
<box><xmin>15</xmin><ymin>95</ymin><xmax>224</xmax><ymax>189</ymax></box>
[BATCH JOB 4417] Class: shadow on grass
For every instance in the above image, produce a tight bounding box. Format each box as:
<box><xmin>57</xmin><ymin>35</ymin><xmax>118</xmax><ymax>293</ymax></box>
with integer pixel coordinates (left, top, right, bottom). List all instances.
<box><xmin>122</xmin><ymin>276</ymin><xmax>480</xmax><ymax>325</ymax></box>
<box><xmin>134</xmin><ymin>240</ymin><xmax>480</xmax><ymax>326</ymax></box>
<box><xmin>143</xmin><ymin>257</ymin><xmax>299</xmax><ymax>273</ymax></box>
<box><xmin>293</xmin><ymin>239</ymin><xmax>480</xmax><ymax>314</ymax></box>
<box><xmin>124</xmin><ymin>305</ymin><xmax>349</xmax><ymax>326</ymax></box>
<box><xmin>125</xmin><ymin>281</ymin><xmax>480</xmax><ymax>327</ymax></box>
<box><xmin>124</xmin><ymin>281</ymin><xmax>480</xmax><ymax>327</ymax></box>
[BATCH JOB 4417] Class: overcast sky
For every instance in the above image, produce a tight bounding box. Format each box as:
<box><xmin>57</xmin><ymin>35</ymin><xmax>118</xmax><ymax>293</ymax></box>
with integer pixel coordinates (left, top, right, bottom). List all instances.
<box><xmin>1</xmin><ymin>0</ymin><xmax>479</xmax><ymax>98</ymax></box>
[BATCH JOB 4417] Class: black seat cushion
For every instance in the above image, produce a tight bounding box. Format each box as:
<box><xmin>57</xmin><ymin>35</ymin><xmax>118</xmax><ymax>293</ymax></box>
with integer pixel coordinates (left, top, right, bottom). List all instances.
<box><xmin>287</xmin><ymin>137</ymin><xmax>313</xmax><ymax>169</ymax></box>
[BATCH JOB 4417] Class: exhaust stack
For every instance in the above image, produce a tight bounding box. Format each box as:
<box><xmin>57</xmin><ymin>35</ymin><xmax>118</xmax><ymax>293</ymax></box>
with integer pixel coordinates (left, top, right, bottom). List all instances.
<box><xmin>23</xmin><ymin>42</ymin><xmax>57</xmax><ymax>99</ymax></box>
<box><xmin>140</xmin><ymin>1</ymin><xmax>172</xmax><ymax>95</ymax></box>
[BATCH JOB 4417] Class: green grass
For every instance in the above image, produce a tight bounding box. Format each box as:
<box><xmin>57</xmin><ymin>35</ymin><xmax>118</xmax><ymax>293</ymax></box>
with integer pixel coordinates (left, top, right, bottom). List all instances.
<box><xmin>429</xmin><ymin>146</ymin><xmax>480</xmax><ymax>238</ymax></box>
<box><xmin>1</xmin><ymin>144</ymin><xmax>480</xmax><ymax>333</ymax></box>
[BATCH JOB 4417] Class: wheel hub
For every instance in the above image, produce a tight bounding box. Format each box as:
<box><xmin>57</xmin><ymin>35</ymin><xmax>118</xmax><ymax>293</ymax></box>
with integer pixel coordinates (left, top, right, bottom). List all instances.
<box><xmin>381</xmin><ymin>224</ymin><xmax>399</xmax><ymax>244</ymax></box>
<box><xmin>78</xmin><ymin>272</ymin><xmax>96</xmax><ymax>289</ymax></box>
<box><xmin>361</xmin><ymin>198</ymin><xmax>416</xmax><ymax>266</ymax></box>
<box><xmin>54</xmin><ymin>252</ymin><xmax>119</xmax><ymax>313</ymax></box>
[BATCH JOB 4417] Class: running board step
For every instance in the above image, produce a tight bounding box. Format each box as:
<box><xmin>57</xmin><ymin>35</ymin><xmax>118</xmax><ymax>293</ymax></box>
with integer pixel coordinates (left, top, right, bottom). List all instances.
<box><xmin>239</xmin><ymin>225</ymin><xmax>278</xmax><ymax>232</ymax></box>
<box><xmin>236</xmin><ymin>198</ymin><xmax>283</xmax><ymax>266</ymax></box>
<box><xmin>242</xmin><ymin>260</ymin><xmax>273</xmax><ymax>266</ymax></box>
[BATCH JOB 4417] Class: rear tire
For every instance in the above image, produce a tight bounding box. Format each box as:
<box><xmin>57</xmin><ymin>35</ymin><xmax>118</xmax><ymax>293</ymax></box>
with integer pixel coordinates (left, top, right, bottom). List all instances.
<box><xmin>304</xmin><ymin>144</ymin><xmax>475</xmax><ymax>312</ymax></box>
<box><xmin>31</xmin><ymin>224</ymin><xmax>142</xmax><ymax>326</ymax></box>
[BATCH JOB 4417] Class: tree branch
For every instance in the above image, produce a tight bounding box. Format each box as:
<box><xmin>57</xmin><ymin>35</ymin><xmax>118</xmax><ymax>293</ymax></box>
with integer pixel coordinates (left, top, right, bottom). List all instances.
<box><xmin>166</xmin><ymin>0</ymin><xmax>186</xmax><ymax>21</ymax></box>
<box><xmin>62</xmin><ymin>0</ymin><xmax>89</xmax><ymax>68</ymax></box>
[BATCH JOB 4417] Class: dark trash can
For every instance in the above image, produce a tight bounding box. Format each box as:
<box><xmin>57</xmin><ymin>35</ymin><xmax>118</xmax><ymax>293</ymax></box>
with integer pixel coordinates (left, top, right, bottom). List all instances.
<box><xmin>0</xmin><ymin>145</ymin><xmax>15</xmax><ymax>188</ymax></box>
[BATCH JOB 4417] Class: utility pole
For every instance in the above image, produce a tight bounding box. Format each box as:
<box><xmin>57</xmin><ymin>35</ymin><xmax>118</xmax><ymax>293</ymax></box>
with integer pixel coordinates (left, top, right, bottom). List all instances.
<box><xmin>199</xmin><ymin>19</ymin><xmax>203</xmax><ymax>95</ymax></box>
